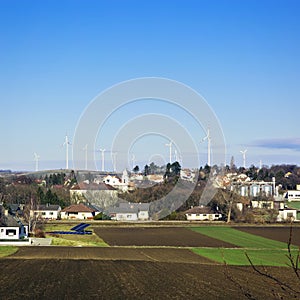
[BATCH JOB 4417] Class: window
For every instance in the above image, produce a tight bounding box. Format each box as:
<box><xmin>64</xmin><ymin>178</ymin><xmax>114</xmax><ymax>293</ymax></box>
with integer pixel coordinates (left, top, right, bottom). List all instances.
<box><xmin>203</xmin><ymin>214</ymin><xmax>207</xmax><ymax>217</ymax></box>
<box><xmin>42</xmin><ymin>212</ymin><xmax>46</xmax><ymax>215</ymax></box>
<box><xmin>50</xmin><ymin>212</ymin><xmax>54</xmax><ymax>215</ymax></box>
<box><xmin>196</xmin><ymin>214</ymin><xmax>200</xmax><ymax>216</ymax></box>
<box><xmin>6</xmin><ymin>229</ymin><xmax>16</xmax><ymax>236</ymax></box>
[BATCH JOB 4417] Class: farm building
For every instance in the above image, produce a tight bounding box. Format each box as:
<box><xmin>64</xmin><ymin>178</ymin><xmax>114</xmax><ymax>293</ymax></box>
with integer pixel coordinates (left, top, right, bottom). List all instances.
<box><xmin>30</xmin><ymin>204</ymin><xmax>61</xmax><ymax>220</ymax></box>
<box><xmin>185</xmin><ymin>206</ymin><xmax>222</xmax><ymax>221</ymax></box>
<box><xmin>108</xmin><ymin>203</ymin><xmax>150</xmax><ymax>221</ymax></box>
<box><xmin>61</xmin><ymin>203</ymin><xmax>99</xmax><ymax>220</ymax></box>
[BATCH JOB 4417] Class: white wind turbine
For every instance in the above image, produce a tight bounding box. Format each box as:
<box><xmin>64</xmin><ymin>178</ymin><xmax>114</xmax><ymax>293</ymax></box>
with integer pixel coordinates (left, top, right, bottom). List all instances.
<box><xmin>131</xmin><ymin>154</ymin><xmax>136</xmax><ymax>170</ymax></box>
<box><xmin>165</xmin><ymin>141</ymin><xmax>172</xmax><ymax>164</ymax></box>
<box><xmin>201</xmin><ymin>128</ymin><xmax>211</xmax><ymax>166</ymax></box>
<box><xmin>83</xmin><ymin>144</ymin><xmax>88</xmax><ymax>170</ymax></box>
<box><xmin>240</xmin><ymin>149</ymin><xmax>248</xmax><ymax>169</ymax></box>
<box><xmin>112</xmin><ymin>152</ymin><xmax>117</xmax><ymax>172</ymax></box>
<box><xmin>99</xmin><ymin>148</ymin><xmax>106</xmax><ymax>172</ymax></box>
<box><xmin>63</xmin><ymin>134</ymin><xmax>71</xmax><ymax>170</ymax></box>
<box><xmin>34</xmin><ymin>152</ymin><xmax>40</xmax><ymax>172</ymax></box>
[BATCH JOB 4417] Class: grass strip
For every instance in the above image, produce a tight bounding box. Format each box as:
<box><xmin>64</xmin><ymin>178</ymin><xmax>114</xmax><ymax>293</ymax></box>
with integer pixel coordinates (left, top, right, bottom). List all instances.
<box><xmin>190</xmin><ymin>226</ymin><xmax>297</xmax><ymax>249</ymax></box>
<box><xmin>192</xmin><ymin>248</ymin><xmax>299</xmax><ymax>266</ymax></box>
<box><xmin>0</xmin><ymin>246</ymin><xmax>18</xmax><ymax>257</ymax></box>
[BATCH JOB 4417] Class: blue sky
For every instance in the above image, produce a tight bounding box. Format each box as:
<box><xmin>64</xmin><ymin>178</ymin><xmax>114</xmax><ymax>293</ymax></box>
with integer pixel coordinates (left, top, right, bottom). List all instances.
<box><xmin>1</xmin><ymin>0</ymin><xmax>300</xmax><ymax>171</ymax></box>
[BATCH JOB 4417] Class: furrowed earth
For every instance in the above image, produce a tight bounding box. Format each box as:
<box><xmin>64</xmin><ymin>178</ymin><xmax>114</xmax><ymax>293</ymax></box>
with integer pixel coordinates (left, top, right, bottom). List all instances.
<box><xmin>0</xmin><ymin>225</ymin><xmax>299</xmax><ymax>299</ymax></box>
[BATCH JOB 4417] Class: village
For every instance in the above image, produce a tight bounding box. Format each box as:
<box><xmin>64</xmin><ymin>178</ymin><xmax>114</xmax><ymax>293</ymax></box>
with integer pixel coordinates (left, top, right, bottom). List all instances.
<box><xmin>1</xmin><ymin>163</ymin><xmax>300</xmax><ymax>244</ymax></box>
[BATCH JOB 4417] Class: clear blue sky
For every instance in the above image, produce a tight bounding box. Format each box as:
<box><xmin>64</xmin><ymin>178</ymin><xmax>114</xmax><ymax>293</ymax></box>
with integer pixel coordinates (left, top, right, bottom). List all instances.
<box><xmin>1</xmin><ymin>0</ymin><xmax>299</xmax><ymax>171</ymax></box>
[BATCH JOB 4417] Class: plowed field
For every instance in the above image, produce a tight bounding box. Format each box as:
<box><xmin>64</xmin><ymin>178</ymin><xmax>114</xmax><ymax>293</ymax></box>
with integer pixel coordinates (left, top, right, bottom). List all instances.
<box><xmin>0</xmin><ymin>258</ymin><xmax>298</xmax><ymax>300</ymax></box>
<box><xmin>236</xmin><ymin>226</ymin><xmax>300</xmax><ymax>246</ymax></box>
<box><xmin>93</xmin><ymin>227</ymin><xmax>237</xmax><ymax>247</ymax></box>
<box><xmin>8</xmin><ymin>246</ymin><xmax>213</xmax><ymax>264</ymax></box>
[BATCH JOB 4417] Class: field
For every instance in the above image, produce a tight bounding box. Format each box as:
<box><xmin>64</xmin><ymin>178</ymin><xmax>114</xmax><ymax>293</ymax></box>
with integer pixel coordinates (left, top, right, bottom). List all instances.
<box><xmin>0</xmin><ymin>225</ymin><xmax>299</xmax><ymax>299</ymax></box>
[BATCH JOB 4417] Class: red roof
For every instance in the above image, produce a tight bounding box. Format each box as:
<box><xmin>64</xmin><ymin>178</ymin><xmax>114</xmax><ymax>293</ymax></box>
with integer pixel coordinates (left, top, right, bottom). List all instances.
<box><xmin>61</xmin><ymin>204</ymin><xmax>95</xmax><ymax>213</ymax></box>
<box><xmin>70</xmin><ymin>182</ymin><xmax>116</xmax><ymax>191</ymax></box>
<box><xmin>185</xmin><ymin>206</ymin><xmax>216</xmax><ymax>214</ymax></box>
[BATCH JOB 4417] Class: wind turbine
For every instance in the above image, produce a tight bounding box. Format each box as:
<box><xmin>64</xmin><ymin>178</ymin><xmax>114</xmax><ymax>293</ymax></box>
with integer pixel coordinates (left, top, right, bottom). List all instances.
<box><xmin>131</xmin><ymin>154</ymin><xmax>136</xmax><ymax>170</ymax></box>
<box><xmin>99</xmin><ymin>148</ymin><xmax>106</xmax><ymax>172</ymax></box>
<box><xmin>63</xmin><ymin>134</ymin><xmax>71</xmax><ymax>170</ymax></box>
<box><xmin>34</xmin><ymin>152</ymin><xmax>40</xmax><ymax>172</ymax></box>
<box><xmin>83</xmin><ymin>144</ymin><xmax>88</xmax><ymax>170</ymax></box>
<box><xmin>201</xmin><ymin>128</ymin><xmax>211</xmax><ymax>166</ymax></box>
<box><xmin>112</xmin><ymin>152</ymin><xmax>117</xmax><ymax>172</ymax></box>
<box><xmin>165</xmin><ymin>141</ymin><xmax>172</xmax><ymax>164</ymax></box>
<box><xmin>240</xmin><ymin>149</ymin><xmax>247</xmax><ymax>168</ymax></box>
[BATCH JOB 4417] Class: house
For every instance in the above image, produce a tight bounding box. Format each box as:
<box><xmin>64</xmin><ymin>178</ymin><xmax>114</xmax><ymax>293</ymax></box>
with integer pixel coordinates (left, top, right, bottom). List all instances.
<box><xmin>277</xmin><ymin>208</ymin><xmax>297</xmax><ymax>222</ymax></box>
<box><xmin>108</xmin><ymin>202</ymin><xmax>150</xmax><ymax>221</ymax></box>
<box><xmin>0</xmin><ymin>212</ymin><xmax>29</xmax><ymax>242</ymax></box>
<box><xmin>284</xmin><ymin>190</ymin><xmax>300</xmax><ymax>201</ymax></box>
<box><xmin>102</xmin><ymin>169</ymin><xmax>129</xmax><ymax>191</ymax></box>
<box><xmin>61</xmin><ymin>203</ymin><xmax>99</xmax><ymax>220</ymax></box>
<box><xmin>70</xmin><ymin>182</ymin><xmax>118</xmax><ymax>206</ymax></box>
<box><xmin>251</xmin><ymin>198</ymin><xmax>274</xmax><ymax>209</ymax></box>
<box><xmin>185</xmin><ymin>206</ymin><xmax>222</xmax><ymax>221</ymax></box>
<box><xmin>30</xmin><ymin>204</ymin><xmax>61</xmax><ymax>220</ymax></box>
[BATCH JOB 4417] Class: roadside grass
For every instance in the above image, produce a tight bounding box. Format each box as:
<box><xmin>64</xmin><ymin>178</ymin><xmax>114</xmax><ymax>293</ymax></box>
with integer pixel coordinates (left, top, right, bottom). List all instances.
<box><xmin>0</xmin><ymin>246</ymin><xmax>18</xmax><ymax>257</ymax></box>
<box><xmin>44</xmin><ymin>224</ymin><xmax>109</xmax><ymax>247</ymax></box>
<box><xmin>49</xmin><ymin>234</ymin><xmax>109</xmax><ymax>247</ymax></box>
<box><xmin>192</xmin><ymin>248</ymin><xmax>299</xmax><ymax>266</ymax></box>
<box><xmin>190</xmin><ymin>226</ymin><xmax>298</xmax><ymax>249</ymax></box>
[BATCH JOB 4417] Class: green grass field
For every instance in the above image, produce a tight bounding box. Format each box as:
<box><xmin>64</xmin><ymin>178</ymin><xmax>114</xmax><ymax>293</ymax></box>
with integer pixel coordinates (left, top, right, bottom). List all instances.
<box><xmin>190</xmin><ymin>226</ymin><xmax>299</xmax><ymax>266</ymax></box>
<box><xmin>0</xmin><ymin>246</ymin><xmax>18</xmax><ymax>257</ymax></box>
<box><xmin>190</xmin><ymin>226</ymin><xmax>297</xmax><ymax>249</ymax></box>
<box><xmin>192</xmin><ymin>248</ymin><xmax>299</xmax><ymax>266</ymax></box>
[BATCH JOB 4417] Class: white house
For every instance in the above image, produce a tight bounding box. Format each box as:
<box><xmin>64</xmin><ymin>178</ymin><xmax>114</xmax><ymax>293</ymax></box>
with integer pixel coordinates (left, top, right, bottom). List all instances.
<box><xmin>103</xmin><ymin>170</ymin><xmax>129</xmax><ymax>191</ymax></box>
<box><xmin>31</xmin><ymin>204</ymin><xmax>61</xmax><ymax>220</ymax></box>
<box><xmin>61</xmin><ymin>203</ymin><xmax>99</xmax><ymax>220</ymax></box>
<box><xmin>0</xmin><ymin>214</ymin><xmax>29</xmax><ymax>242</ymax></box>
<box><xmin>185</xmin><ymin>206</ymin><xmax>222</xmax><ymax>221</ymax></box>
<box><xmin>108</xmin><ymin>203</ymin><xmax>150</xmax><ymax>221</ymax></box>
<box><xmin>277</xmin><ymin>208</ymin><xmax>297</xmax><ymax>222</ymax></box>
<box><xmin>285</xmin><ymin>190</ymin><xmax>300</xmax><ymax>201</ymax></box>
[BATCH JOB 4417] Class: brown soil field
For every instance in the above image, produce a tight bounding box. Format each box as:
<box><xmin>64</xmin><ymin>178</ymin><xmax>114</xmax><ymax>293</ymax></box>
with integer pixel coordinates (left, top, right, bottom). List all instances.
<box><xmin>0</xmin><ymin>258</ymin><xmax>298</xmax><ymax>300</ymax></box>
<box><xmin>236</xmin><ymin>226</ymin><xmax>300</xmax><ymax>246</ymax></box>
<box><xmin>8</xmin><ymin>246</ymin><xmax>214</xmax><ymax>264</ymax></box>
<box><xmin>93</xmin><ymin>227</ymin><xmax>237</xmax><ymax>247</ymax></box>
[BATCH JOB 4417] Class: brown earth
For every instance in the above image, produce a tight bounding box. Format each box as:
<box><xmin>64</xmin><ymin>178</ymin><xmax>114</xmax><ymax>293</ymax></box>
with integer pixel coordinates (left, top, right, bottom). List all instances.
<box><xmin>8</xmin><ymin>246</ymin><xmax>214</xmax><ymax>264</ymax></box>
<box><xmin>93</xmin><ymin>227</ymin><xmax>237</xmax><ymax>247</ymax></box>
<box><xmin>0</xmin><ymin>258</ymin><xmax>299</xmax><ymax>300</ymax></box>
<box><xmin>236</xmin><ymin>226</ymin><xmax>300</xmax><ymax>246</ymax></box>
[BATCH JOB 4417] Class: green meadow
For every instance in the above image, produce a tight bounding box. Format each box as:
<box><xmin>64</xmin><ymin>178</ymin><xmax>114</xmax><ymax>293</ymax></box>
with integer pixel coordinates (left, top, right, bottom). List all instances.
<box><xmin>190</xmin><ymin>226</ymin><xmax>299</xmax><ymax>266</ymax></box>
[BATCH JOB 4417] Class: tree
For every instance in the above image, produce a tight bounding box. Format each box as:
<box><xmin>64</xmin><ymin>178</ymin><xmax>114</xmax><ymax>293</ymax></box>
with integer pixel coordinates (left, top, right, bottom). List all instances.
<box><xmin>143</xmin><ymin>164</ymin><xmax>150</xmax><ymax>176</ymax></box>
<box><xmin>133</xmin><ymin>165</ymin><xmax>139</xmax><ymax>173</ymax></box>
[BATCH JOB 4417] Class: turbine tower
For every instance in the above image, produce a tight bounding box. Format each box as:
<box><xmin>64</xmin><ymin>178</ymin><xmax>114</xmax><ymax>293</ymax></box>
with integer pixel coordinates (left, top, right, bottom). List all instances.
<box><xmin>34</xmin><ymin>152</ymin><xmax>40</xmax><ymax>172</ymax></box>
<box><xmin>202</xmin><ymin>128</ymin><xmax>211</xmax><ymax>166</ymax></box>
<box><xmin>240</xmin><ymin>149</ymin><xmax>248</xmax><ymax>169</ymax></box>
<box><xmin>63</xmin><ymin>134</ymin><xmax>71</xmax><ymax>170</ymax></box>
<box><xmin>83</xmin><ymin>144</ymin><xmax>88</xmax><ymax>170</ymax></box>
<box><xmin>99</xmin><ymin>149</ymin><xmax>106</xmax><ymax>172</ymax></box>
<box><xmin>112</xmin><ymin>152</ymin><xmax>117</xmax><ymax>172</ymax></box>
<box><xmin>131</xmin><ymin>154</ymin><xmax>136</xmax><ymax>170</ymax></box>
<box><xmin>165</xmin><ymin>141</ymin><xmax>172</xmax><ymax>164</ymax></box>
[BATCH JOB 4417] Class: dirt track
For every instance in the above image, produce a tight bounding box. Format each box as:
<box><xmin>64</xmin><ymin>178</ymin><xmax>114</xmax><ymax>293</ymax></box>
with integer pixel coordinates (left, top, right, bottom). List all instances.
<box><xmin>93</xmin><ymin>227</ymin><xmax>237</xmax><ymax>247</ymax></box>
<box><xmin>0</xmin><ymin>258</ymin><xmax>298</xmax><ymax>300</ymax></box>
